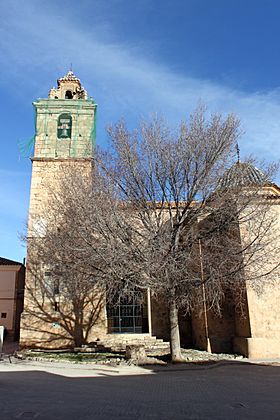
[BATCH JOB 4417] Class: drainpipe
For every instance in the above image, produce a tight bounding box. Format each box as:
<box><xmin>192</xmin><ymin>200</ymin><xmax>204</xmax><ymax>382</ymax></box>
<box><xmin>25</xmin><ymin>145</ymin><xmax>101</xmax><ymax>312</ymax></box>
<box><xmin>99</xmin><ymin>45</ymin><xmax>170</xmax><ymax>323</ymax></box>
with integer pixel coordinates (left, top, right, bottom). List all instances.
<box><xmin>147</xmin><ymin>288</ymin><xmax>152</xmax><ymax>336</ymax></box>
<box><xmin>199</xmin><ymin>239</ymin><xmax>211</xmax><ymax>353</ymax></box>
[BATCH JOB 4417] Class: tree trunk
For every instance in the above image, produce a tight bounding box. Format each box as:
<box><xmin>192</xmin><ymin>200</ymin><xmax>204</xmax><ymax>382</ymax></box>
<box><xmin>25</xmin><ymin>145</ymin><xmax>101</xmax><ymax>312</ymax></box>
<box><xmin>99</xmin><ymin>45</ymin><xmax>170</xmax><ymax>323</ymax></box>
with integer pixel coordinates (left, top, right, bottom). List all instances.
<box><xmin>169</xmin><ymin>298</ymin><xmax>184</xmax><ymax>362</ymax></box>
<box><xmin>74</xmin><ymin>307</ymin><xmax>85</xmax><ymax>347</ymax></box>
<box><xmin>74</xmin><ymin>322</ymin><xmax>85</xmax><ymax>347</ymax></box>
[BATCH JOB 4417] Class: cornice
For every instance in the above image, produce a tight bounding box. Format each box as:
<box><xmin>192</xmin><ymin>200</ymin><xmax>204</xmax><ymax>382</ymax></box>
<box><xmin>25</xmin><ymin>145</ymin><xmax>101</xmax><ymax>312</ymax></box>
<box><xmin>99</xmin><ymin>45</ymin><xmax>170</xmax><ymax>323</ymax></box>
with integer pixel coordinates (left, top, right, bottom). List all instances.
<box><xmin>31</xmin><ymin>157</ymin><xmax>93</xmax><ymax>162</ymax></box>
<box><xmin>33</xmin><ymin>99</ymin><xmax>97</xmax><ymax>110</ymax></box>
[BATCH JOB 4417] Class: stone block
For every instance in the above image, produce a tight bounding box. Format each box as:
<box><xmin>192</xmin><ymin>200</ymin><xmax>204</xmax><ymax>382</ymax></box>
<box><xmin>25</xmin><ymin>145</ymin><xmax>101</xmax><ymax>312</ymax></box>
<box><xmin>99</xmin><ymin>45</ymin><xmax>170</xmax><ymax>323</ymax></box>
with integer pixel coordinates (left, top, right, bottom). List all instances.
<box><xmin>125</xmin><ymin>345</ymin><xmax>146</xmax><ymax>361</ymax></box>
<box><xmin>233</xmin><ymin>336</ymin><xmax>280</xmax><ymax>358</ymax></box>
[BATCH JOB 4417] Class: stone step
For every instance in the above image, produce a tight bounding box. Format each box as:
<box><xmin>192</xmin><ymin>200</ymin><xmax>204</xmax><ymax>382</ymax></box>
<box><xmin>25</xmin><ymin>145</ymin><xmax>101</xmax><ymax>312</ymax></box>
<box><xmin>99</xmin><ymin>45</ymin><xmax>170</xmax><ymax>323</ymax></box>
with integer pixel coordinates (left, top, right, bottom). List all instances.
<box><xmin>146</xmin><ymin>348</ymin><xmax>170</xmax><ymax>355</ymax></box>
<box><xmin>98</xmin><ymin>341</ymin><xmax>166</xmax><ymax>347</ymax></box>
<box><xmin>85</xmin><ymin>336</ymin><xmax>170</xmax><ymax>353</ymax></box>
<box><xmin>100</xmin><ymin>340</ymin><xmax>159</xmax><ymax>346</ymax></box>
<box><xmin>145</xmin><ymin>344</ymin><xmax>170</xmax><ymax>350</ymax></box>
<box><xmin>96</xmin><ymin>337</ymin><xmax>170</xmax><ymax>353</ymax></box>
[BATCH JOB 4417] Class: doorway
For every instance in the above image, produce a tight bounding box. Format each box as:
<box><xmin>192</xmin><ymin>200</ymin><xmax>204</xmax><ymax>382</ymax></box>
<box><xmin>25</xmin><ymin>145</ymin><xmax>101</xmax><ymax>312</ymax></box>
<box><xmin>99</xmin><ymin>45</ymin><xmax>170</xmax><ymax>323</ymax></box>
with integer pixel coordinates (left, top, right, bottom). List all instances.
<box><xmin>107</xmin><ymin>289</ymin><xmax>148</xmax><ymax>333</ymax></box>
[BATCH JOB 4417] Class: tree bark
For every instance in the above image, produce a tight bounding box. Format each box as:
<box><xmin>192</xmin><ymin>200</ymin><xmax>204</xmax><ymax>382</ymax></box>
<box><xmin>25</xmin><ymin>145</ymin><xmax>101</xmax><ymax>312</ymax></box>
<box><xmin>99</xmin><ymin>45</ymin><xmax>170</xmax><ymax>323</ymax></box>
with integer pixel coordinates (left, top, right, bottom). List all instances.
<box><xmin>74</xmin><ymin>307</ymin><xmax>85</xmax><ymax>347</ymax></box>
<box><xmin>169</xmin><ymin>298</ymin><xmax>184</xmax><ymax>362</ymax></box>
<box><xmin>74</xmin><ymin>323</ymin><xmax>85</xmax><ymax>347</ymax></box>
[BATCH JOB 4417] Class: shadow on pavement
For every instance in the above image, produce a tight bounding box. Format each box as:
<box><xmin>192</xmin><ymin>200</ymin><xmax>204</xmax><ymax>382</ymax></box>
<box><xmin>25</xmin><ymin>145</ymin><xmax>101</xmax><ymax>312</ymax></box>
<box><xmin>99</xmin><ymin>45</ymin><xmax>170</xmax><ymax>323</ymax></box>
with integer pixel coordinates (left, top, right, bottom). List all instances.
<box><xmin>0</xmin><ymin>362</ymin><xmax>280</xmax><ymax>419</ymax></box>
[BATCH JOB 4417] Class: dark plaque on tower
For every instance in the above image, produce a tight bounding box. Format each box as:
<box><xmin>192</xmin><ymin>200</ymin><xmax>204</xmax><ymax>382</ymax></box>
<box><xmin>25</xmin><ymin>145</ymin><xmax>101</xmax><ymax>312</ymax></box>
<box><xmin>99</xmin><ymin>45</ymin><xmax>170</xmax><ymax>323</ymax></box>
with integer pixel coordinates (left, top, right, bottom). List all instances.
<box><xmin>57</xmin><ymin>113</ymin><xmax>72</xmax><ymax>139</ymax></box>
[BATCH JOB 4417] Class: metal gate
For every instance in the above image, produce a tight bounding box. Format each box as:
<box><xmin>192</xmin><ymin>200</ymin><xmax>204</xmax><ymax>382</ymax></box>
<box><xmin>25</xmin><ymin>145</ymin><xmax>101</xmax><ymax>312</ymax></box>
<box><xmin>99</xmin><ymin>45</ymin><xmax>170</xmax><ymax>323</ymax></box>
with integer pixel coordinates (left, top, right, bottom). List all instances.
<box><xmin>107</xmin><ymin>290</ymin><xmax>148</xmax><ymax>333</ymax></box>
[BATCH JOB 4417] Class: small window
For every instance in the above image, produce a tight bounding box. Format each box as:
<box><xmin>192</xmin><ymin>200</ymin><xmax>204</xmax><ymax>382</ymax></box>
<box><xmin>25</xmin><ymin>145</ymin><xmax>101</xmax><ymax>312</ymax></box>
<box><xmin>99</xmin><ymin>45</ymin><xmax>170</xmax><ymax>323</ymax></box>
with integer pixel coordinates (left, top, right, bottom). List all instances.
<box><xmin>65</xmin><ymin>90</ymin><xmax>73</xmax><ymax>99</ymax></box>
<box><xmin>54</xmin><ymin>279</ymin><xmax>60</xmax><ymax>295</ymax></box>
<box><xmin>1</xmin><ymin>313</ymin><xmax>7</xmax><ymax>318</ymax></box>
<box><xmin>54</xmin><ymin>302</ymin><xmax>59</xmax><ymax>312</ymax></box>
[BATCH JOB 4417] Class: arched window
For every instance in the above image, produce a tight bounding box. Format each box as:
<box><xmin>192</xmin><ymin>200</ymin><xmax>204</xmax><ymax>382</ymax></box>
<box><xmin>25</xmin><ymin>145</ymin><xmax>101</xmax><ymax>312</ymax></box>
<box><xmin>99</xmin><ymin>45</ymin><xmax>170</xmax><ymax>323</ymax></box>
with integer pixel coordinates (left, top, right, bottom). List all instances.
<box><xmin>57</xmin><ymin>113</ymin><xmax>72</xmax><ymax>139</ymax></box>
<box><xmin>65</xmin><ymin>90</ymin><xmax>73</xmax><ymax>99</ymax></box>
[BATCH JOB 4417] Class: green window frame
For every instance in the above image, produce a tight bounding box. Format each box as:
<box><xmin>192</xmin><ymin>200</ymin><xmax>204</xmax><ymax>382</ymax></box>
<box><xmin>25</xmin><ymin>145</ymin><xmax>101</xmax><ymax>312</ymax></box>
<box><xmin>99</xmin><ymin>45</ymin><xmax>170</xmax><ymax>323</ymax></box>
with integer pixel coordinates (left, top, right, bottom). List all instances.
<box><xmin>57</xmin><ymin>113</ymin><xmax>72</xmax><ymax>139</ymax></box>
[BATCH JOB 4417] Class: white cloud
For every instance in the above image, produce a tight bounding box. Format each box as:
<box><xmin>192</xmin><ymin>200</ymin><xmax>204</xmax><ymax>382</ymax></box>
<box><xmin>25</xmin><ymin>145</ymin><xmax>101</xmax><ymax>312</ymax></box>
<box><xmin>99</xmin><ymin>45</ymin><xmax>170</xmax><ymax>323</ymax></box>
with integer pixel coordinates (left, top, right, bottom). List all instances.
<box><xmin>0</xmin><ymin>0</ymin><xmax>279</xmax><ymax>260</ymax></box>
<box><xmin>0</xmin><ymin>0</ymin><xmax>280</xmax><ymax>170</ymax></box>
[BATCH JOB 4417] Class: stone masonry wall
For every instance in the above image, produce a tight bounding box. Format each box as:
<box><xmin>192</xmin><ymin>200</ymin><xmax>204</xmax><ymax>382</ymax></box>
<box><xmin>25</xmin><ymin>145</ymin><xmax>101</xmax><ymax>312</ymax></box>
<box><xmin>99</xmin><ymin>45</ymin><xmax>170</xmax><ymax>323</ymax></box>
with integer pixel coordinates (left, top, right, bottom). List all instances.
<box><xmin>34</xmin><ymin>99</ymin><xmax>96</xmax><ymax>159</ymax></box>
<box><xmin>20</xmin><ymin>94</ymin><xmax>102</xmax><ymax>349</ymax></box>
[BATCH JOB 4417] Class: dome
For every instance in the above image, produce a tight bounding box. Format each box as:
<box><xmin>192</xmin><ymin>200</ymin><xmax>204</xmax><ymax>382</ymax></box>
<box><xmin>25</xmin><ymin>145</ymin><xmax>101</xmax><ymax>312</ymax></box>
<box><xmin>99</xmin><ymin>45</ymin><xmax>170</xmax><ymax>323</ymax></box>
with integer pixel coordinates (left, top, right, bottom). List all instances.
<box><xmin>218</xmin><ymin>162</ymin><xmax>268</xmax><ymax>189</ymax></box>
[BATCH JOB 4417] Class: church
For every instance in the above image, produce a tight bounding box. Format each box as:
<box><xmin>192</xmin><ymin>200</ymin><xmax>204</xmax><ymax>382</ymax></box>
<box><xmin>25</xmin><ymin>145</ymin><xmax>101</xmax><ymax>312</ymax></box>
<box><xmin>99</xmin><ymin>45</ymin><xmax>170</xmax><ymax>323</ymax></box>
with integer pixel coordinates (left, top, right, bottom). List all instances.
<box><xmin>20</xmin><ymin>71</ymin><xmax>280</xmax><ymax>358</ymax></box>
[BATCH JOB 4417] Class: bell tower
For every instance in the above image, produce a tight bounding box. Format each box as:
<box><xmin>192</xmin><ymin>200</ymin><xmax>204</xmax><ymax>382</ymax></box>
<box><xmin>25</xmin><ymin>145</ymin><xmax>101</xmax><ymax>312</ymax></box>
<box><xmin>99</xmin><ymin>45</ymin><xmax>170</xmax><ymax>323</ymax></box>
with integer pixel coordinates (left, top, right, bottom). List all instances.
<box><xmin>20</xmin><ymin>72</ymin><xmax>97</xmax><ymax>347</ymax></box>
<box><xmin>28</xmin><ymin>71</ymin><xmax>96</xmax><ymax>235</ymax></box>
<box><xmin>34</xmin><ymin>70</ymin><xmax>96</xmax><ymax>160</ymax></box>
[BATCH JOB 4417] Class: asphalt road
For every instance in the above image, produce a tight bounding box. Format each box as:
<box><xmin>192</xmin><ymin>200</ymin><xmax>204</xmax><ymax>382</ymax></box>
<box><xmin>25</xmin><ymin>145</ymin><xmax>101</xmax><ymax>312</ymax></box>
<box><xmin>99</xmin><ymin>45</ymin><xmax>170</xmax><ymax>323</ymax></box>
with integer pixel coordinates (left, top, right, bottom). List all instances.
<box><xmin>0</xmin><ymin>360</ymin><xmax>279</xmax><ymax>419</ymax></box>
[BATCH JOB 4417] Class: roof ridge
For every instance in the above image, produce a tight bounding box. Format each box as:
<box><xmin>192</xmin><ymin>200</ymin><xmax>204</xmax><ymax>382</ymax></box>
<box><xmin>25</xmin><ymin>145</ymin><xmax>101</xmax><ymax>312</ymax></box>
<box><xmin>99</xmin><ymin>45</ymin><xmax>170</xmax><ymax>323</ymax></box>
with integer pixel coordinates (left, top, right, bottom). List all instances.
<box><xmin>0</xmin><ymin>257</ymin><xmax>23</xmax><ymax>266</ymax></box>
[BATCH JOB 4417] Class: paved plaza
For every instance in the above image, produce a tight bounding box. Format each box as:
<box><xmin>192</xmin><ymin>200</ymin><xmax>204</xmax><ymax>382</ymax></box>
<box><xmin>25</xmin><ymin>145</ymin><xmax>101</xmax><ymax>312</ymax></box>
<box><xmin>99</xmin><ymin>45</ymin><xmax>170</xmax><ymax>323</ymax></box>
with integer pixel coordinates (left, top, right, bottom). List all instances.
<box><xmin>0</xmin><ymin>358</ymin><xmax>280</xmax><ymax>419</ymax></box>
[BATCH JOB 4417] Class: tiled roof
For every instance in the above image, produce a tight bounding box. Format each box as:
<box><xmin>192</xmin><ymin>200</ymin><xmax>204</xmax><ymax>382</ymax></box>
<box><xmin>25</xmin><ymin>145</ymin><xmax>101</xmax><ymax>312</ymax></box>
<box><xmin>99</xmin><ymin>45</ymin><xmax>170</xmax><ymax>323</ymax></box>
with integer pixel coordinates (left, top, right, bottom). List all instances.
<box><xmin>0</xmin><ymin>257</ymin><xmax>23</xmax><ymax>266</ymax></box>
<box><xmin>219</xmin><ymin>162</ymin><xmax>268</xmax><ymax>189</ymax></box>
<box><xmin>57</xmin><ymin>70</ymin><xmax>81</xmax><ymax>86</ymax></box>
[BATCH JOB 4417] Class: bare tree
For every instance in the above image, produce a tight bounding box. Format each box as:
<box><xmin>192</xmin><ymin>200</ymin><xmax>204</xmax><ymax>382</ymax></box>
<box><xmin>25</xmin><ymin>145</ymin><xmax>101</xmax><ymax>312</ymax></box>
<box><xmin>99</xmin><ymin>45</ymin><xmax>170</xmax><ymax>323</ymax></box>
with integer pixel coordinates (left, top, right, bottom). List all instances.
<box><xmin>24</xmin><ymin>107</ymin><xmax>279</xmax><ymax>360</ymax></box>
<box><xmin>24</xmin><ymin>162</ymin><xmax>149</xmax><ymax>347</ymax></box>
<box><xmin>98</xmin><ymin>108</ymin><xmax>279</xmax><ymax>361</ymax></box>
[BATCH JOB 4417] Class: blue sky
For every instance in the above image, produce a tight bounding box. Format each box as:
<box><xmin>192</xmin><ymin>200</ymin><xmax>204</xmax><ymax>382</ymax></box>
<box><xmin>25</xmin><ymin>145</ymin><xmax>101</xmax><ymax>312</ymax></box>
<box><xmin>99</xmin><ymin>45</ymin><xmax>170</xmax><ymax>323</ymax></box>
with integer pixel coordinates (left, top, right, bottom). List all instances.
<box><xmin>1</xmin><ymin>0</ymin><xmax>280</xmax><ymax>262</ymax></box>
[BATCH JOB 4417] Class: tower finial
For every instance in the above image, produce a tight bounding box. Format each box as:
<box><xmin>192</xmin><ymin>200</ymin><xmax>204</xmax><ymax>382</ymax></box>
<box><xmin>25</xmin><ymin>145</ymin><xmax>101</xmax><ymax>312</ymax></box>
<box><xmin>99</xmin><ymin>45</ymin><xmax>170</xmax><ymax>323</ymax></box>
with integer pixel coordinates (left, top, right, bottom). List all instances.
<box><xmin>70</xmin><ymin>62</ymin><xmax>73</xmax><ymax>72</ymax></box>
<box><xmin>236</xmin><ymin>143</ymin><xmax>240</xmax><ymax>163</ymax></box>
